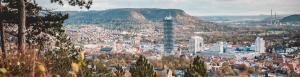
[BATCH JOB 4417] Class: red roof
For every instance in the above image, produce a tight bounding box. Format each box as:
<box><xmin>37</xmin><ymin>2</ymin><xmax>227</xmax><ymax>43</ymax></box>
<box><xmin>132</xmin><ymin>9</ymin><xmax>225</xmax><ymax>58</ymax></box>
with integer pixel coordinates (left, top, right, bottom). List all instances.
<box><xmin>281</xmin><ymin>63</ymin><xmax>295</xmax><ymax>70</ymax></box>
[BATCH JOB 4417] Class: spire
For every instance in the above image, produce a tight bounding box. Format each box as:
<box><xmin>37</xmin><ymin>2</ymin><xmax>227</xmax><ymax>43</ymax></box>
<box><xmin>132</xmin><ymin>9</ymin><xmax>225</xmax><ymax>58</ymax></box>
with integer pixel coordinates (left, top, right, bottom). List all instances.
<box><xmin>271</xmin><ymin>9</ymin><xmax>273</xmax><ymax>17</ymax></box>
<box><xmin>275</xmin><ymin>12</ymin><xmax>277</xmax><ymax>20</ymax></box>
<box><xmin>275</xmin><ymin>12</ymin><xmax>278</xmax><ymax>26</ymax></box>
<box><xmin>270</xmin><ymin>9</ymin><xmax>273</xmax><ymax>25</ymax></box>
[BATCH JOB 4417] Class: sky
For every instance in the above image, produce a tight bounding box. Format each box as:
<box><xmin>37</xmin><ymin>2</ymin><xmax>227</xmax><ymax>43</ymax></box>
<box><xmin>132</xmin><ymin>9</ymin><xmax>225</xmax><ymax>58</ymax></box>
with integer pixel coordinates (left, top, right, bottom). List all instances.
<box><xmin>37</xmin><ymin>0</ymin><xmax>300</xmax><ymax>16</ymax></box>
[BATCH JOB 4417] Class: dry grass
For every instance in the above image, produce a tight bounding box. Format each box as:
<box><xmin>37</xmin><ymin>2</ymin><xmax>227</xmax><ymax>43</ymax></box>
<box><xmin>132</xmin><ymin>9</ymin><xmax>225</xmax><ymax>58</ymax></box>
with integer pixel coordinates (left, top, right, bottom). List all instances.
<box><xmin>0</xmin><ymin>49</ymin><xmax>47</xmax><ymax>77</ymax></box>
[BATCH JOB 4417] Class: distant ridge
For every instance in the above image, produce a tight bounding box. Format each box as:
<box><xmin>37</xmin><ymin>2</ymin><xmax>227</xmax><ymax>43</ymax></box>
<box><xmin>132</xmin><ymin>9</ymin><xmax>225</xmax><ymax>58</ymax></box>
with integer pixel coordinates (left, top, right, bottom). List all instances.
<box><xmin>63</xmin><ymin>8</ymin><xmax>203</xmax><ymax>25</ymax></box>
<box><xmin>280</xmin><ymin>14</ymin><xmax>300</xmax><ymax>22</ymax></box>
<box><xmin>62</xmin><ymin>8</ymin><xmax>235</xmax><ymax>33</ymax></box>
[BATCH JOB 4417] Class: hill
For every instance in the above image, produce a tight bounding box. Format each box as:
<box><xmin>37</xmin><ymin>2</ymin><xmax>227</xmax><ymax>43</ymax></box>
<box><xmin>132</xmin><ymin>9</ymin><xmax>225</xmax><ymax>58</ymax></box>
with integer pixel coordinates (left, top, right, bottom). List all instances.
<box><xmin>62</xmin><ymin>8</ymin><xmax>219</xmax><ymax>31</ymax></box>
<box><xmin>280</xmin><ymin>14</ymin><xmax>300</xmax><ymax>22</ymax></box>
<box><xmin>62</xmin><ymin>8</ymin><xmax>236</xmax><ymax>35</ymax></box>
<box><xmin>64</xmin><ymin>8</ymin><xmax>202</xmax><ymax>25</ymax></box>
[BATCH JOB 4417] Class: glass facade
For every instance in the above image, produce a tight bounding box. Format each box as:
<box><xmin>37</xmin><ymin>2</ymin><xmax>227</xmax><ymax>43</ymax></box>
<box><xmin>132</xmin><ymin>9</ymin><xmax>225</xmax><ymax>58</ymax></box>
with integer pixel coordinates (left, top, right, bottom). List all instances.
<box><xmin>163</xmin><ymin>17</ymin><xmax>174</xmax><ymax>55</ymax></box>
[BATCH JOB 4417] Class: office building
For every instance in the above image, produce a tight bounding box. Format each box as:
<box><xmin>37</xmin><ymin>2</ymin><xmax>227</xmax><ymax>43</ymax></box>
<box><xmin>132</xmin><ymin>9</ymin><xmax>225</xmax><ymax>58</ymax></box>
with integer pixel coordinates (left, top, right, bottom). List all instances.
<box><xmin>189</xmin><ymin>36</ymin><xmax>204</xmax><ymax>54</ymax></box>
<box><xmin>164</xmin><ymin>16</ymin><xmax>174</xmax><ymax>55</ymax></box>
<box><xmin>255</xmin><ymin>37</ymin><xmax>266</xmax><ymax>53</ymax></box>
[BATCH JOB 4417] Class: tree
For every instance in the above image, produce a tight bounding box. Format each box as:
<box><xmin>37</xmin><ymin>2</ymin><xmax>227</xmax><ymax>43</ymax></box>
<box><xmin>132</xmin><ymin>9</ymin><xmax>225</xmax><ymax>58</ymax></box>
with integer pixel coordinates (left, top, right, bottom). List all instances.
<box><xmin>0</xmin><ymin>0</ymin><xmax>93</xmax><ymax>76</ymax></box>
<box><xmin>185</xmin><ymin>56</ymin><xmax>207</xmax><ymax>77</ymax></box>
<box><xmin>0</xmin><ymin>21</ymin><xmax>5</xmax><ymax>59</ymax></box>
<box><xmin>15</xmin><ymin>0</ymin><xmax>92</xmax><ymax>53</ymax></box>
<box><xmin>18</xmin><ymin>0</ymin><xmax>26</xmax><ymax>53</ymax></box>
<box><xmin>0</xmin><ymin>0</ymin><xmax>7</xmax><ymax>59</ymax></box>
<box><xmin>221</xmin><ymin>62</ymin><xmax>235</xmax><ymax>75</ymax></box>
<box><xmin>43</xmin><ymin>33</ymin><xmax>81</xmax><ymax>76</ymax></box>
<box><xmin>1</xmin><ymin>0</ymin><xmax>76</xmax><ymax>53</ymax></box>
<box><xmin>93</xmin><ymin>60</ymin><xmax>114</xmax><ymax>77</ymax></box>
<box><xmin>115</xmin><ymin>65</ymin><xmax>126</xmax><ymax>77</ymax></box>
<box><xmin>130</xmin><ymin>55</ymin><xmax>156</xmax><ymax>77</ymax></box>
<box><xmin>1</xmin><ymin>0</ymin><xmax>78</xmax><ymax>53</ymax></box>
<box><xmin>50</xmin><ymin>0</ymin><xmax>93</xmax><ymax>9</ymax></box>
<box><xmin>0</xmin><ymin>0</ymin><xmax>41</xmax><ymax>53</ymax></box>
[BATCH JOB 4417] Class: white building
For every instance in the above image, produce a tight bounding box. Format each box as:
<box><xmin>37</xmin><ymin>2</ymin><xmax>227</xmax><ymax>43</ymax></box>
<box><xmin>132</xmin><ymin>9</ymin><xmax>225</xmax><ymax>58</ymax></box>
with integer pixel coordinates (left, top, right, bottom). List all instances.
<box><xmin>219</xmin><ymin>42</ymin><xmax>224</xmax><ymax>53</ymax></box>
<box><xmin>189</xmin><ymin>36</ymin><xmax>204</xmax><ymax>54</ymax></box>
<box><xmin>255</xmin><ymin>37</ymin><xmax>266</xmax><ymax>53</ymax></box>
<box><xmin>113</xmin><ymin>40</ymin><xmax>124</xmax><ymax>53</ymax></box>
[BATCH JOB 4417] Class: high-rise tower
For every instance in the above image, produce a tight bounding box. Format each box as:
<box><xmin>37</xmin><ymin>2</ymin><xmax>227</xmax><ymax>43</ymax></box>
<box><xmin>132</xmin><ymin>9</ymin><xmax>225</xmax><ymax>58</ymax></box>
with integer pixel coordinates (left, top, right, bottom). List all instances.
<box><xmin>164</xmin><ymin>16</ymin><xmax>174</xmax><ymax>55</ymax></box>
<box><xmin>189</xmin><ymin>36</ymin><xmax>204</xmax><ymax>54</ymax></box>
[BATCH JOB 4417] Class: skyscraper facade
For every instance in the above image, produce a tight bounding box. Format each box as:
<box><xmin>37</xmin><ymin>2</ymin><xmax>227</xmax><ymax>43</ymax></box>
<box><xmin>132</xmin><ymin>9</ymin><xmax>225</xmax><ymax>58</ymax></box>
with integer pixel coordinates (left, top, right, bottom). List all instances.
<box><xmin>164</xmin><ymin>16</ymin><xmax>174</xmax><ymax>55</ymax></box>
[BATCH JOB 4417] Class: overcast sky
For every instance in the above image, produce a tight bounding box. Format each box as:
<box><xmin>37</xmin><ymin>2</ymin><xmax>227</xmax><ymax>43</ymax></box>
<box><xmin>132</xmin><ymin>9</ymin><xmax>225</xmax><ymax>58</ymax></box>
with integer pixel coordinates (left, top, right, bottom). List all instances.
<box><xmin>37</xmin><ymin>0</ymin><xmax>300</xmax><ymax>16</ymax></box>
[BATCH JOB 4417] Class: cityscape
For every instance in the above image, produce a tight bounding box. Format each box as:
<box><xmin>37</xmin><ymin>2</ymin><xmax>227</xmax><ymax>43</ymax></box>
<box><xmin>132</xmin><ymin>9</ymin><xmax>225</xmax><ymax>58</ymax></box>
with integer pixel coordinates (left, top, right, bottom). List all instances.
<box><xmin>0</xmin><ymin>0</ymin><xmax>300</xmax><ymax>77</ymax></box>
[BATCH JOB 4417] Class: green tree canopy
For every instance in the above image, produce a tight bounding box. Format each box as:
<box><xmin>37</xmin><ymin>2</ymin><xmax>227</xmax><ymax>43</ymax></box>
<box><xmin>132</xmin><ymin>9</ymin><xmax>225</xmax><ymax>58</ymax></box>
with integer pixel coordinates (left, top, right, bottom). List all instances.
<box><xmin>130</xmin><ymin>55</ymin><xmax>156</xmax><ymax>77</ymax></box>
<box><xmin>185</xmin><ymin>56</ymin><xmax>207</xmax><ymax>77</ymax></box>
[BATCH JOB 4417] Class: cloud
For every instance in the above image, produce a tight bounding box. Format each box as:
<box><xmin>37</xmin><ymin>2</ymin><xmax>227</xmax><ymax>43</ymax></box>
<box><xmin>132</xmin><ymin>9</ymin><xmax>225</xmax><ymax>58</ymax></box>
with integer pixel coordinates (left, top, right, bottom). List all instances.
<box><xmin>36</xmin><ymin>0</ymin><xmax>300</xmax><ymax>16</ymax></box>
